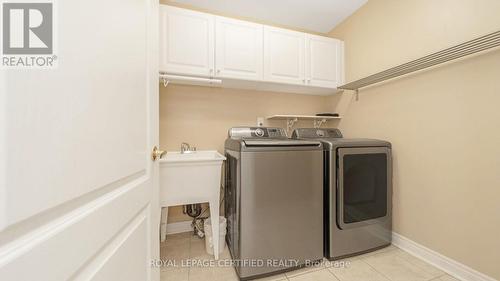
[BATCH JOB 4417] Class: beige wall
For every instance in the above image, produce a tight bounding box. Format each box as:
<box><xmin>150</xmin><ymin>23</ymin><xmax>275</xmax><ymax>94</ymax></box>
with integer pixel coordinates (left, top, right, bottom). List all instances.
<box><xmin>329</xmin><ymin>0</ymin><xmax>500</xmax><ymax>279</ymax></box>
<box><xmin>160</xmin><ymin>85</ymin><xmax>336</xmax><ymax>222</ymax></box>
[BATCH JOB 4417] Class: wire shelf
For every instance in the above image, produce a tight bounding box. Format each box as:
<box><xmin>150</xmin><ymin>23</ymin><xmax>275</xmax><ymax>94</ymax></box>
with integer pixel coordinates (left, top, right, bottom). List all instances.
<box><xmin>339</xmin><ymin>30</ymin><xmax>500</xmax><ymax>91</ymax></box>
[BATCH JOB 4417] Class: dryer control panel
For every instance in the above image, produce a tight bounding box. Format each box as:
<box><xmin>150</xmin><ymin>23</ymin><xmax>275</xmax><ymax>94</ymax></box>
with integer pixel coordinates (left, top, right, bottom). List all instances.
<box><xmin>228</xmin><ymin>127</ymin><xmax>288</xmax><ymax>139</ymax></box>
<box><xmin>291</xmin><ymin>128</ymin><xmax>343</xmax><ymax>139</ymax></box>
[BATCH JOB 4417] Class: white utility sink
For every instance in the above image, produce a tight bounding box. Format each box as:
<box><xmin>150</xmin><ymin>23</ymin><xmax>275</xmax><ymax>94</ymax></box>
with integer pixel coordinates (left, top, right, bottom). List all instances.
<box><xmin>159</xmin><ymin>150</ymin><xmax>226</xmax><ymax>259</ymax></box>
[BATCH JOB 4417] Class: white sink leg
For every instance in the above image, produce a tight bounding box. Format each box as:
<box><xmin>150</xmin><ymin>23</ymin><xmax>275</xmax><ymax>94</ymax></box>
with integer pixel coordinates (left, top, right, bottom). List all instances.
<box><xmin>160</xmin><ymin>207</ymin><xmax>169</xmax><ymax>242</ymax></box>
<box><xmin>209</xmin><ymin>199</ymin><xmax>219</xmax><ymax>260</ymax></box>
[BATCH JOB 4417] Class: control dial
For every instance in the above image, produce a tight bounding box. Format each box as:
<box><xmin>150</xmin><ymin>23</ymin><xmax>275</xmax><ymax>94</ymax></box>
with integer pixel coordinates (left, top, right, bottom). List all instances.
<box><xmin>316</xmin><ymin>130</ymin><xmax>325</xmax><ymax>137</ymax></box>
<box><xmin>255</xmin><ymin>128</ymin><xmax>265</xmax><ymax>137</ymax></box>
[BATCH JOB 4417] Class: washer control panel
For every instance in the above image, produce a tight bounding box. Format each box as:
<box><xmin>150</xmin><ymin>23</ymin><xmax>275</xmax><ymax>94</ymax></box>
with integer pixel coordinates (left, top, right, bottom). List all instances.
<box><xmin>254</xmin><ymin>128</ymin><xmax>265</xmax><ymax>137</ymax></box>
<box><xmin>228</xmin><ymin>127</ymin><xmax>287</xmax><ymax>139</ymax></box>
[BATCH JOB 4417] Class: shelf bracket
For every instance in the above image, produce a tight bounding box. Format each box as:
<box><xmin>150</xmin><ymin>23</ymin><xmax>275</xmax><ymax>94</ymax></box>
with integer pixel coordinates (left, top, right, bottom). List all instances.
<box><xmin>286</xmin><ymin>118</ymin><xmax>298</xmax><ymax>134</ymax></box>
<box><xmin>313</xmin><ymin>118</ymin><xmax>327</xmax><ymax>129</ymax></box>
<box><xmin>162</xmin><ymin>77</ymin><xmax>169</xmax><ymax>87</ymax></box>
<box><xmin>355</xmin><ymin>89</ymin><xmax>359</xmax><ymax>101</ymax></box>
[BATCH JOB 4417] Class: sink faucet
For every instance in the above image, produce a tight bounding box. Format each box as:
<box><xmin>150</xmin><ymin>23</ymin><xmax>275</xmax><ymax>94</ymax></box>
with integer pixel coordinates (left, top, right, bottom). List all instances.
<box><xmin>181</xmin><ymin>142</ymin><xmax>196</xmax><ymax>154</ymax></box>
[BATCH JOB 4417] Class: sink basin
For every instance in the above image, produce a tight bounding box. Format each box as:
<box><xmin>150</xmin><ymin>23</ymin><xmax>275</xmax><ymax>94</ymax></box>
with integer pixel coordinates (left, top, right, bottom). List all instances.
<box><xmin>159</xmin><ymin>150</ymin><xmax>226</xmax><ymax>258</ymax></box>
<box><xmin>163</xmin><ymin>150</ymin><xmax>226</xmax><ymax>163</ymax></box>
<box><xmin>159</xmin><ymin>151</ymin><xmax>226</xmax><ymax>207</ymax></box>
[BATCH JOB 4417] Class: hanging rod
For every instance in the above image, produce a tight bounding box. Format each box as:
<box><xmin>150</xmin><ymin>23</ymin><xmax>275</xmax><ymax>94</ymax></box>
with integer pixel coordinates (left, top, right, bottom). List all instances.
<box><xmin>159</xmin><ymin>73</ymin><xmax>222</xmax><ymax>87</ymax></box>
<box><xmin>339</xmin><ymin>30</ymin><xmax>500</xmax><ymax>91</ymax></box>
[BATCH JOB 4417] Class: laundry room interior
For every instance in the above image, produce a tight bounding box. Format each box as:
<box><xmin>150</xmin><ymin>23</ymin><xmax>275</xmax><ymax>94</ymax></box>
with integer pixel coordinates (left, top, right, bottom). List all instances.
<box><xmin>157</xmin><ymin>0</ymin><xmax>500</xmax><ymax>280</ymax></box>
<box><xmin>1</xmin><ymin>0</ymin><xmax>499</xmax><ymax>281</ymax></box>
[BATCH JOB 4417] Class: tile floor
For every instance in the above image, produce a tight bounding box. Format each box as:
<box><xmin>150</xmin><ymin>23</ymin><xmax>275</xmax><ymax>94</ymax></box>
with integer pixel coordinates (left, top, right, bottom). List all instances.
<box><xmin>160</xmin><ymin>232</ymin><xmax>460</xmax><ymax>281</ymax></box>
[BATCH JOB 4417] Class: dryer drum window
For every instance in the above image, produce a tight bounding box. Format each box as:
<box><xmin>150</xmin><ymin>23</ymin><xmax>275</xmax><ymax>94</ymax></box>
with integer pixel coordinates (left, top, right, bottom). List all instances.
<box><xmin>338</xmin><ymin>148</ymin><xmax>390</xmax><ymax>226</ymax></box>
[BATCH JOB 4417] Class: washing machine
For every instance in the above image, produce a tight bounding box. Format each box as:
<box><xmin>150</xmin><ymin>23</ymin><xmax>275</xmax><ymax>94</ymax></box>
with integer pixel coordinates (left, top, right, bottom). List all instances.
<box><xmin>225</xmin><ymin>127</ymin><xmax>324</xmax><ymax>280</ymax></box>
<box><xmin>292</xmin><ymin>128</ymin><xmax>392</xmax><ymax>260</ymax></box>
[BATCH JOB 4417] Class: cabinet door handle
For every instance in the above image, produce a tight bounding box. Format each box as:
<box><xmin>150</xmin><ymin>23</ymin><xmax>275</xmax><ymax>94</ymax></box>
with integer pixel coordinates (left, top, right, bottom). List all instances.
<box><xmin>216</xmin><ymin>69</ymin><xmax>221</xmax><ymax>73</ymax></box>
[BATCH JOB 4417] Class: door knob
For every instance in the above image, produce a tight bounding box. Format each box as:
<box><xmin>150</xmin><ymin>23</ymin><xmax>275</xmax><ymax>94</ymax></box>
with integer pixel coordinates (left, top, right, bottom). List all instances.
<box><xmin>151</xmin><ymin>146</ymin><xmax>166</xmax><ymax>161</ymax></box>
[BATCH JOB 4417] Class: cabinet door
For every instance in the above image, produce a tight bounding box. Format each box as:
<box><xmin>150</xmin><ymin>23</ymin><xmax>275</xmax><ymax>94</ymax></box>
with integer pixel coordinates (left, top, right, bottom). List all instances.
<box><xmin>263</xmin><ymin>26</ymin><xmax>305</xmax><ymax>85</ymax></box>
<box><xmin>215</xmin><ymin>16</ymin><xmax>263</xmax><ymax>81</ymax></box>
<box><xmin>159</xmin><ymin>5</ymin><xmax>214</xmax><ymax>77</ymax></box>
<box><xmin>305</xmin><ymin>35</ymin><xmax>344</xmax><ymax>88</ymax></box>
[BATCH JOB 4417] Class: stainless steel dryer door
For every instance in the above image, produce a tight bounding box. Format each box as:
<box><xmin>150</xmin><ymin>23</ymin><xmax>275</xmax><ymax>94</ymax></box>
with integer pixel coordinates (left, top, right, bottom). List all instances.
<box><xmin>337</xmin><ymin>147</ymin><xmax>392</xmax><ymax>230</ymax></box>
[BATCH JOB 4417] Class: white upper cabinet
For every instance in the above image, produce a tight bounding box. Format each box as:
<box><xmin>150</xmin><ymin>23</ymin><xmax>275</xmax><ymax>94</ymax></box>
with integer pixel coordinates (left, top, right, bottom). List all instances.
<box><xmin>159</xmin><ymin>5</ymin><xmax>345</xmax><ymax>94</ymax></box>
<box><xmin>215</xmin><ymin>16</ymin><xmax>263</xmax><ymax>81</ymax></box>
<box><xmin>305</xmin><ymin>34</ymin><xmax>344</xmax><ymax>88</ymax></box>
<box><xmin>159</xmin><ymin>5</ymin><xmax>215</xmax><ymax>77</ymax></box>
<box><xmin>263</xmin><ymin>26</ymin><xmax>305</xmax><ymax>85</ymax></box>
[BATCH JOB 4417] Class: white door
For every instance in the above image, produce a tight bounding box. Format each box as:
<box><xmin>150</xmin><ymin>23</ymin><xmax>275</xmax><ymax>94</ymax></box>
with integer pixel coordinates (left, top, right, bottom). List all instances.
<box><xmin>305</xmin><ymin>34</ymin><xmax>344</xmax><ymax>88</ymax></box>
<box><xmin>263</xmin><ymin>26</ymin><xmax>305</xmax><ymax>85</ymax></box>
<box><xmin>159</xmin><ymin>5</ymin><xmax>215</xmax><ymax>77</ymax></box>
<box><xmin>0</xmin><ymin>0</ymin><xmax>160</xmax><ymax>280</ymax></box>
<box><xmin>215</xmin><ymin>16</ymin><xmax>263</xmax><ymax>81</ymax></box>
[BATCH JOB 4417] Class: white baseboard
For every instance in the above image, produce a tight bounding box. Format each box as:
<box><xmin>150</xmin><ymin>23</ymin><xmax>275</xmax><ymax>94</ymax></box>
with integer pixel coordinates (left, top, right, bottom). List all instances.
<box><xmin>392</xmin><ymin>232</ymin><xmax>496</xmax><ymax>281</ymax></box>
<box><xmin>165</xmin><ymin>221</ymin><xmax>193</xmax><ymax>235</ymax></box>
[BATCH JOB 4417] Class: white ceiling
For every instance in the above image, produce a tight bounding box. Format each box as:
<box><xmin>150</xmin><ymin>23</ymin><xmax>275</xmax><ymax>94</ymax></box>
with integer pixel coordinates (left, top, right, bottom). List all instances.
<box><xmin>170</xmin><ymin>0</ymin><xmax>368</xmax><ymax>34</ymax></box>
